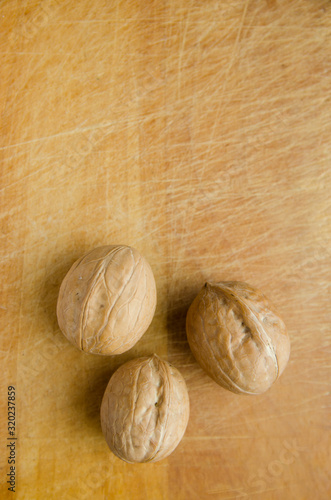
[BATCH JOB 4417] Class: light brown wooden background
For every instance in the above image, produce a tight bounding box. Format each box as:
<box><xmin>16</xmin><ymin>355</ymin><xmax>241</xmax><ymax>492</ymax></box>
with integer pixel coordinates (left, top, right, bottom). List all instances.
<box><xmin>1</xmin><ymin>1</ymin><xmax>330</xmax><ymax>499</ymax></box>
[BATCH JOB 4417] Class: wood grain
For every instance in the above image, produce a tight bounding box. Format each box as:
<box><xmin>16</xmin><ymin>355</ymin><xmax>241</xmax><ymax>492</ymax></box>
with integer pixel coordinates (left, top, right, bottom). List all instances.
<box><xmin>1</xmin><ymin>0</ymin><xmax>330</xmax><ymax>499</ymax></box>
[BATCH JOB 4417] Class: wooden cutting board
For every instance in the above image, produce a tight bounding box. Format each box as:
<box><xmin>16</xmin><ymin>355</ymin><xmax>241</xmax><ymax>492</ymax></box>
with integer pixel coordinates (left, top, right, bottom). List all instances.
<box><xmin>1</xmin><ymin>1</ymin><xmax>330</xmax><ymax>499</ymax></box>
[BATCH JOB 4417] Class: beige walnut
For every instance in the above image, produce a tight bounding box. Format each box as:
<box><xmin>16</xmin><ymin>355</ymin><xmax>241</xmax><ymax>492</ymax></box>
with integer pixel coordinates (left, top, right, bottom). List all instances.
<box><xmin>57</xmin><ymin>245</ymin><xmax>156</xmax><ymax>355</ymax></box>
<box><xmin>100</xmin><ymin>354</ymin><xmax>190</xmax><ymax>463</ymax></box>
<box><xmin>186</xmin><ymin>282</ymin><xmax>290</xmax><ymax>395</ymax></box>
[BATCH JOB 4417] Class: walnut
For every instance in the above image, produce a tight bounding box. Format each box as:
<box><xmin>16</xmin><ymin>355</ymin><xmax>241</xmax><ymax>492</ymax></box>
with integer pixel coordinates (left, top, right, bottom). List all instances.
<box><xmin>56</xmin><ymin>245</ymin><xmax>156</xmax><ymax>355</ymax></box>
<box><xmin>100</xmin><ymin>354</ymin><xmax>190</xmax><ymax>463</ymax></box>
<box><xmin>186</xmin><ymin>281</ymin><xmax>290</xmax><ymax>395</ymax></box>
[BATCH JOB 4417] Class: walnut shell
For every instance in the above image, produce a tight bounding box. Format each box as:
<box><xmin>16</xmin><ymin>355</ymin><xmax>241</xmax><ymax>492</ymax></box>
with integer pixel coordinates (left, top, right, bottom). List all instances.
<box><xmin>186</xmin><ymin>281</ymin><xmax>290</xmax><ymax>395</ymax></box>
<box><xmin>56</xmin><ymin>245</ymin><xmax>157</xmax><ymax>355</ymax></box>
<box><xmin>100</xmin><ymin>354</ymin><xmax>190</xmax><ymax>463</ymax></box>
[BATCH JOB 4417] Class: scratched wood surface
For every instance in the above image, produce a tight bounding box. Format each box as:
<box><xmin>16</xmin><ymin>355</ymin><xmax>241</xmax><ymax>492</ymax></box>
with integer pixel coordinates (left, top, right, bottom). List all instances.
<box><xmin>1</xmin><ymin>1</ymin><xmax>331</xmax><ymax>499</ymax></box>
